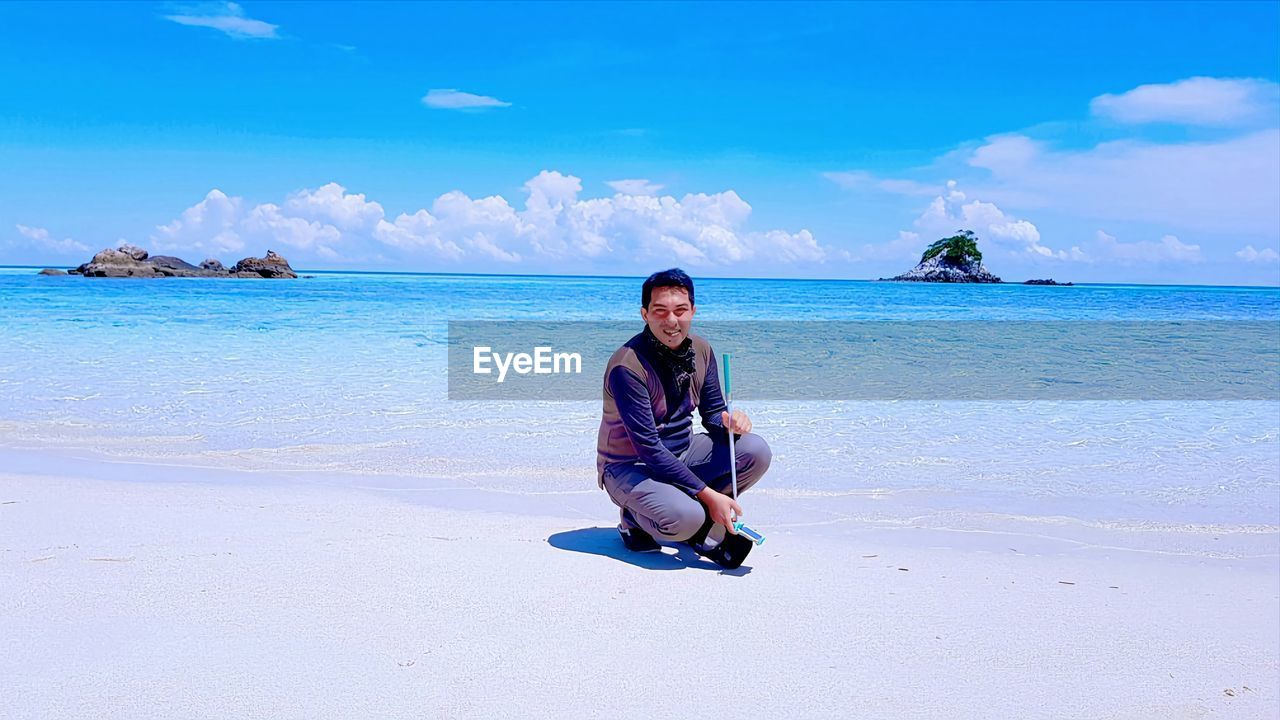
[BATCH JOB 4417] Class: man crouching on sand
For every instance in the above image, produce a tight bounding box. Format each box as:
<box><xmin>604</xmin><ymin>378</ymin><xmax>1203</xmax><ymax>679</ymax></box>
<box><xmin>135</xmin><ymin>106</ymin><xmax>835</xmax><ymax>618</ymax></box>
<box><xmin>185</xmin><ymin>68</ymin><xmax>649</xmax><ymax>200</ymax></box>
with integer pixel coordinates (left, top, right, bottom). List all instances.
<box><xmin>596</xmin><ymin>268</ymin><xmax>772</xmax><ymax>569</ymax></box>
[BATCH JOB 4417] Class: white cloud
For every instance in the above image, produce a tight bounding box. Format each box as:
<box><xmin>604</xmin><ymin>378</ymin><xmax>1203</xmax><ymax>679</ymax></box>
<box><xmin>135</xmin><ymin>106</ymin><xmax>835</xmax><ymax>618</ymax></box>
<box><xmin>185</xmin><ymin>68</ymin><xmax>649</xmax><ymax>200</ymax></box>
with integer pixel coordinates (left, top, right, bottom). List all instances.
<box><xmin>969</xmin><ymin>134</ymin><xmax>1039</xmax><ymax>170</ymax></box>
<box><xmin>1095</xmin><ymin>230</ymin><xmax>1201</xmax><ymax>264</ymax></box>
<box><xmin>966</xmin><ymin>129</ymin><xmax>1280</xmax><ymax>237</ymax></box>
<box><xmin>13</xmin><ymin>224</ymin><xmax>90</xmax><ymax>255</ymax></box>
<box><xmin>526</xmin><ymin>170</ymin><xmax>582</xmax><ymax>210</ymax></box>
<box><xmin>164</xmin><ymin>2</ymin><xmax>279</xmax><ymax>39</ymax></box>
<box><xmin>1091</xmin><ymin>77</ymin><xmax>1280</xmax><ymax>126</ymax></box>
<box><xmin>749</xmin><ymin>229</ymin><xmax>825</xmax><ymax>263</ymax></box>
<box><xmin>520</xmin><ymin>171</ymin><xmax>603</xmax><ymax>258</ymax></box>
<box><xmin>607</xmin><ymin>179</ymin><xmax>664</xmax><ymax>195</ymax></box>
<box><xmin>1236</xmin><ymin>245</ymin><xmax>1280</xmax><ymax>264</ymax></box>
<box><xmin>468</xmin><ymin>233</ymin><xmax>521</xmax><ymax>263</ymax></box>
<box><xmin>16</xmin><ymin>224</ymin><xmax>46</xmax><ymax>240</ymax></box>
<box><xmin>824</xmin><ymin>75</ymin><xmax>1277</xmax><ymax>282</ymax></box>
<box><xmin>242</xmin><ymin>203</ymin><xmax>341</xmax><ymax>251</ymax></box>
<box><xmin>851</xmin><ymin>180</ymin><xmax>1092</xmax><ymax>264</ymax></box>
<box><xmin>421</xmin><ymin>89</ymin><xmax>511</xmax><ymax>111</ymax></box>
<box><xmin>431</xmin><ymin>191</ymin><xmax>526</xmax><ymax>261</ymax></box>
<box><xmin>154</xmin><ymin>184</ymin><xmax>384</xmax><ymax>259</ymax></box>
<box><xmin>827</xmin><ymin>77</ymin><xmax>1279</xmax><ymax>258</ymax></box>
<box><xmin>153</xmin><ymin>189</ymin><xmax>246</xmax><ymax>255</ymax></box>
<box><xmin>911</xmin><ymin>182</ymin><xmax>1069</xmax><ymax>260</ymax></box>
<box><xmin>853</xmin><ymin>230</ymin><xmax>922</xmax><ymax>262</ymax></box>
<box><xmin>822</xmin><ymin>171</ymin><xmax>939</xmax><ymax>197</ymax></box>
<box><xmin>150</xmin><ymin>174</ymin><xmax>828</xmax><ymax>269</ymax></box>
<box><xmin>820</xmin><ymin>171</ymin><xmax>873</xmax><ymax>190</ymax></box>
<box><xmin>373</xmin><ymin>211</ymin><xmax>464</xmax><ymax>259</ymax></box>
<box><xmin>283</xmin><ymin>182</ymin><xmax>383</xmax><ymax>231</ymax></box>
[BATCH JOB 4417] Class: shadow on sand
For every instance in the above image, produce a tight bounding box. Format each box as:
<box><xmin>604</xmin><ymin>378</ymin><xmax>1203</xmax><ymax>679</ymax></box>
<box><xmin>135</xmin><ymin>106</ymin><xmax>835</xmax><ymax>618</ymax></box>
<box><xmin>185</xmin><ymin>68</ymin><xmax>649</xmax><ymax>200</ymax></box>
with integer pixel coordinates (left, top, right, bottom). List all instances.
<box><xmin>546</xmin><ymin>526</ymin><xmax>751</xmax><ymax>575</ymax></box>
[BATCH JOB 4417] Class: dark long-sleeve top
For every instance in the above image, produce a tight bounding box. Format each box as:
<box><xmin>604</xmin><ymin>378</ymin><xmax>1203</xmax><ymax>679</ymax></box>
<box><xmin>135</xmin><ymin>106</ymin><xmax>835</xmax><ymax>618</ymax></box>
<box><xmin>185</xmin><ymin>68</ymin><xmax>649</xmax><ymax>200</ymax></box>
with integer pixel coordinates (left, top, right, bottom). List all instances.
<box><xmin>596</xmin><ymin>331</ymin><xmax>729</xmax><ymax>495</ymax></box>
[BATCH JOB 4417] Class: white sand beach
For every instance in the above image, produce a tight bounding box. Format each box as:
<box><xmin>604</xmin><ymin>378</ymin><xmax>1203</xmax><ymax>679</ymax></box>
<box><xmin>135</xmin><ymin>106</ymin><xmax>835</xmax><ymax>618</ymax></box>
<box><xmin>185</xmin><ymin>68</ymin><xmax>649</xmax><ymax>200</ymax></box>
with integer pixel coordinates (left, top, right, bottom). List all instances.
<box><xmin>3</xmin><ymin>454</ymin><xmax>1276</xmax><ymax>720</ymax></box>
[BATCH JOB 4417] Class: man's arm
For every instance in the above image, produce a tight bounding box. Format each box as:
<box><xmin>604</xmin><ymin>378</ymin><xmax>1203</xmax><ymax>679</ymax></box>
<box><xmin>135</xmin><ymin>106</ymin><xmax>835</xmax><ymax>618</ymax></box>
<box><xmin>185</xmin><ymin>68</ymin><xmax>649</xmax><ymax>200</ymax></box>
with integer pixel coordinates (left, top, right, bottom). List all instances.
<box><xmin>607</xmin><ymin>365</ymin><xmax>707</xmax><ymax>496</ymax></box>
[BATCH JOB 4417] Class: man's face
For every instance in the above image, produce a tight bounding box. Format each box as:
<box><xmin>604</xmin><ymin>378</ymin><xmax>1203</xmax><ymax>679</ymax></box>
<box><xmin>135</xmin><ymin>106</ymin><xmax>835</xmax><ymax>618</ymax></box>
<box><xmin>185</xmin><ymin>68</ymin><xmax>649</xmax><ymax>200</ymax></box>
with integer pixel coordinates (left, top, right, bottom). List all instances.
<box><xmin>641</xmin><ymin>286</ymin><xmax>695</xmax><ymax>350</ymax></box>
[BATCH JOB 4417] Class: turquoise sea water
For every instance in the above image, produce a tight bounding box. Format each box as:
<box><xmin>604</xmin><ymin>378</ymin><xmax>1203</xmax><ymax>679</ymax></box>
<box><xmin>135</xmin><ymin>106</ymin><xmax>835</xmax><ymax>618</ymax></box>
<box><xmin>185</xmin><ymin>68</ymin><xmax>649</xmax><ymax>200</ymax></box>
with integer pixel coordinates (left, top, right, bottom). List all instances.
<box><xmin>2</xmin><ymin>269</ymin><xmax>1278</xmax><ymax>542</ymax></box>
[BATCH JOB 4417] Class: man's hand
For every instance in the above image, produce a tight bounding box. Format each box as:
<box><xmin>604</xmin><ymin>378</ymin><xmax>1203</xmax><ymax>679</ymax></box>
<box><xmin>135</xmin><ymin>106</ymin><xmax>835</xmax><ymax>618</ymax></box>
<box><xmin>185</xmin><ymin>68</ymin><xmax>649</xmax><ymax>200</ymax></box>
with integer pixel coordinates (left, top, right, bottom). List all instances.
<box><xmin>696</xmin><ymin>487</ymin><xmax>743</xmax><ymax>534</ymax></box>
<box><xmin>720</xmin><ymin>409</ymin><xmax>752</xmax><ymax>434</ymax></box>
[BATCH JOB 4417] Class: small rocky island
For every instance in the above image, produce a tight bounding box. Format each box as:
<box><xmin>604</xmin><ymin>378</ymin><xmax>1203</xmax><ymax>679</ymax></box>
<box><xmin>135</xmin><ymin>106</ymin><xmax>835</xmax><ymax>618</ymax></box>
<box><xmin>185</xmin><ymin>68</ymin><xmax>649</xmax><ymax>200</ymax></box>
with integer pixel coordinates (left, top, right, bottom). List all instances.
<box><xmin>41</xmin><ymin>244</ymin><xmax>297</xmax><ymax>279</ymax></box>
<box><xmin>884</xmin><ymin>231</ymin><xmax>1002</xmax><ymax>283</ymax></box>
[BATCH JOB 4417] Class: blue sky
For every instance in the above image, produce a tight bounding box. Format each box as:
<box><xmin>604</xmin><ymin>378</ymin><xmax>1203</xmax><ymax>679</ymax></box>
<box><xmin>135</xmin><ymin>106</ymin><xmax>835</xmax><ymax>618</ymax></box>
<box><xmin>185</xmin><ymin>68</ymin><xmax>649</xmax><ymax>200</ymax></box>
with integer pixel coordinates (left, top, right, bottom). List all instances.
<box><xmin>2</xmin><ymin>1</ymin><xmax>1278</xmax><ymax>284</ymax></box>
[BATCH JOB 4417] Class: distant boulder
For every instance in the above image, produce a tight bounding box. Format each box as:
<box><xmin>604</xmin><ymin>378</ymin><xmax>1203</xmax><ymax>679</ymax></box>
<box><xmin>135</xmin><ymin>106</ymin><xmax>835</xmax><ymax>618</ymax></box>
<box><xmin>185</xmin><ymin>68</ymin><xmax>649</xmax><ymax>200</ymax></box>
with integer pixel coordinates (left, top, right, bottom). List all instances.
<box><xmin>1024</xmin><ymin>279</ymin><xmax>1073</xmax><ymax>286</ymax></box>
<box><xmin>231</xmin><ymin>250</ymin><xmax>297</xmax><ymax>279</ymax></box>
<box><xmin>118</xmin><ymin>243</ymin><xmax>149</xmax><ymax>261</ymax></box>
<box><xmin>56</xmin><ymin>243</ymin><xmax>294</xmax><ymax>279</ymax></box>
<box><xmin>884</xmin><ymin>231</ymin><xmax>1002</xmax><ymax>283</ymax></box>
<box><xmin>149</xmin><ymin>255</ymin><xmax>199</xmax><ymax>270</ymax></box>
<box><xmin>148</xmin><ymin>255</ymin><xmax>225</xmax><ymax>277</ymax></box>
<box><xmin>80</xmin><ymin>247</ymin><xmax>162</xmax><ymax>278</ymax></box>
<box><xmin>38</xmin><ymin>268</ymin><xmax>68</xmax><ymax>276</ymax></box>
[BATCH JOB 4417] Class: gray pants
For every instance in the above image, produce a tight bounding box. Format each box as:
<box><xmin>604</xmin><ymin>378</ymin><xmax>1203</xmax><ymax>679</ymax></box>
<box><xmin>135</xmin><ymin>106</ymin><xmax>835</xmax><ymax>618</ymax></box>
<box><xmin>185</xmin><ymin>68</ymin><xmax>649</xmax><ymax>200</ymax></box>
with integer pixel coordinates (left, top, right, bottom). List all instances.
<box><xmin>602</xmin><ymin>432</ymin><xmax>772</xmax><ymax>543</ymax></box>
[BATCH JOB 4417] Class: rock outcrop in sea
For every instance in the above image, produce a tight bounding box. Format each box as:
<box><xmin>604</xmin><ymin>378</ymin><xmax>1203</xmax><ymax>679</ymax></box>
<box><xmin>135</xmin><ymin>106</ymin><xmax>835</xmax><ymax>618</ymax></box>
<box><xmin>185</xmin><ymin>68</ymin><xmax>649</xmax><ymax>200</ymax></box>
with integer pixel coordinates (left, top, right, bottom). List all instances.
<box><xmin>883</xmin><ymin>230</ymin><xmax>1002</xmax><ymax>283</ymax></box>
<box><xmin>53</xmin><ymin>245</ymin><xmax>297</xmax><ymax>279</ymax></box>
<box><xmin>229</xmin><ymin>251</ymin><xmax>297</xmax><ymax>279</ymax></box>
<box><xmin>1023</xmin><ymin>279</ymin><xmax>1073</xmax><ymax>286</ymax></box>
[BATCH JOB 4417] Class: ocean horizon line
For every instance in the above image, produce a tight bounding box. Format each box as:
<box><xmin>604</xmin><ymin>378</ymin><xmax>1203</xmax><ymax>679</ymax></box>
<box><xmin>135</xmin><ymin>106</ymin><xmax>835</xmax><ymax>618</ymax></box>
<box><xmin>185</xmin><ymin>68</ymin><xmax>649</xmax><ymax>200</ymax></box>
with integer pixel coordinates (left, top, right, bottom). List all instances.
<box><xmin>4</xmin><ymin>264</ymin><xmax>1278</xmax><ymax>291</ymax></box>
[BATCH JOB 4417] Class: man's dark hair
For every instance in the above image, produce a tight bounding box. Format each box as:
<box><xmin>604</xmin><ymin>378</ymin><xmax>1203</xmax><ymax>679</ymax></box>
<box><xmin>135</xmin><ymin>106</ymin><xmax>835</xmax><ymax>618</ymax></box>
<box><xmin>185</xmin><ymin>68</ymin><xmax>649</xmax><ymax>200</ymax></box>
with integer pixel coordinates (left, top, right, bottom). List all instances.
<box><xmin>641</xmin><ymin>268</ymin><xmax>695</xmax><ymax>308</ymax></box>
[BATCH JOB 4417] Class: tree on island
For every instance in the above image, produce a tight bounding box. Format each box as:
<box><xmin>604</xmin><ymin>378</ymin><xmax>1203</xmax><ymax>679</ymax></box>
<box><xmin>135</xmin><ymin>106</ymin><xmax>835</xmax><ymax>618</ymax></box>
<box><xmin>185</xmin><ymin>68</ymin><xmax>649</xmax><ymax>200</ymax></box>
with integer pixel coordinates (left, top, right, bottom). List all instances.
<box><xmin>884</xmin><ymin>228</ymin><xmax>1001</xmax><ymax>283</ymax></box>
<box><xmin>920</xmin><ymin>229</ymin><xmax>982</xmax><ymax>265</ymax></box>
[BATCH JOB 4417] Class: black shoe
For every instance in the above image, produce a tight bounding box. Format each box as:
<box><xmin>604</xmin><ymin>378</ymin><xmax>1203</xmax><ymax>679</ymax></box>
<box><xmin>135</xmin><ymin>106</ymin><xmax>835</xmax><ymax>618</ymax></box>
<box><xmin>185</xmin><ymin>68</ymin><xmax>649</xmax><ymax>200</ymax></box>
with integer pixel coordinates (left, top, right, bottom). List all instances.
<box><xmin>693</xmin><ymin>532</ymin><xmax>754</xmax><ymax>570</ymax></box>
<box><xmin>619</xmin><ymin>525</ymin><xmax>661</xmax><ymax>553</ymax></box>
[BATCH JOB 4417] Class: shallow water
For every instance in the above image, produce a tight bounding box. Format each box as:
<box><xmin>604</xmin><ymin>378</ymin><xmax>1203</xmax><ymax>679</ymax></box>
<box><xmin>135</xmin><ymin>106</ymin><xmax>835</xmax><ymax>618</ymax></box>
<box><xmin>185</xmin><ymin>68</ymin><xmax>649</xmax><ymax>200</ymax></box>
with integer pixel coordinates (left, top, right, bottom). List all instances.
<box><xmin>2</xmin><ymin>269</ymin><xmax>1277</xmax><ymax>538</ymax></box>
